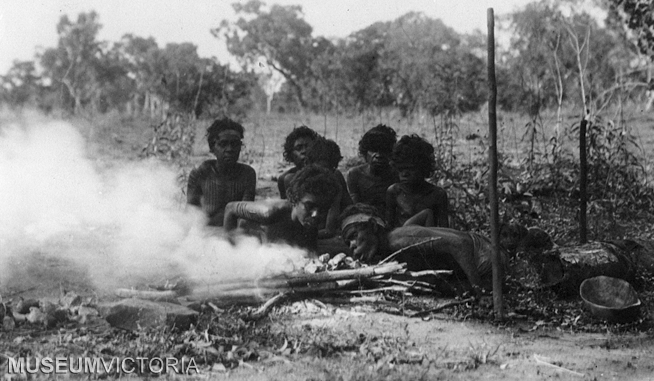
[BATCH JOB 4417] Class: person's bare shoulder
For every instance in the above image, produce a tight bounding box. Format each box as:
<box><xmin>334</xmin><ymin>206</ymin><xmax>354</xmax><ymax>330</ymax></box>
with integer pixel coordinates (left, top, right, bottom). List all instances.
<box><xmin>346</xmin><ymin>164</ymin><xmax>367</xmax><ymax>182</ymax></box>
<box><xmin>236</xmin><ymin>162</ymin><xmax>256</xmax><ymax>176</ymax></box>
<box><xmin>386</xmin><ymin>182</ymin><xmax>402</xmax><ymax>196</ymax></box>
<box><xmin>349</xmin><ymin>163</ymin><xmax>367</xmax><ymax>174</ymax></box>
<box><xmin>280</xmin><ymin>167</ymin><xmax>298</xmax><ymax>178</ymax></box>
<box><xmin>388</xmin><ymin>225</ymin><xmax>440</xmax><ymax>249</ymax></box>
<box><xmin>191</xmin><ymin>159</ymin><xmax>216</xmax><ymax>174</ymax></box>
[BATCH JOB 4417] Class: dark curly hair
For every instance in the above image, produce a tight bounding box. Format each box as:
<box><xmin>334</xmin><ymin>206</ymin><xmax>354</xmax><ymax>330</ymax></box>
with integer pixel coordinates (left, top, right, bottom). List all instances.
<box><xmin>206</xmin><ymin>118</ymin><xmax>244</xmax><ymax>150</ymax></box>
<box><xmin>358</xmin><ymin>124</ymin><xmax>397</xmax><ymax>157</ymax></box>
<box><xmin>391</xmin><ymin>134</ymin><xmax>436</xmax><ymax>178</ymax></box>
<box><xmin>305</xmin><ymin>137</ymin><xmax>343</xmax><ymax>170</ymax></box>
<box><xmin>282</xmin><ymin>126</ymin><xmax>319</xmax><ymax>163</ymax></box>
<box><xmin>286</xmin><ymin>164</ymin><xmax>339</xmax><ymax>208</ymax></box>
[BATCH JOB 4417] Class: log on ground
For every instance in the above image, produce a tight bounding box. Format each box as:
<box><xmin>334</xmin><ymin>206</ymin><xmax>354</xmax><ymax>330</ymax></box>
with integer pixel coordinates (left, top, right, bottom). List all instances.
<box><xmin>522</xmin><ymin>241</ymin><xmax>636</xmax><ymax>296</ymax></box>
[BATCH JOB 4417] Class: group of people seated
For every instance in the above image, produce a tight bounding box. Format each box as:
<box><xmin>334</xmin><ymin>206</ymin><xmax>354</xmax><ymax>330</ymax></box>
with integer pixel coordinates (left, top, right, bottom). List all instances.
<box><xmin>187</xmin><ymin>117</ymin><xmax>504</xmax><ymax>293</ymax></box>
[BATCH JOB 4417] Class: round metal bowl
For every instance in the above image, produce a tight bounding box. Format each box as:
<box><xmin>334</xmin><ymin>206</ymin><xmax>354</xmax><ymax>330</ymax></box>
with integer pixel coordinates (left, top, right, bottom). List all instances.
<box><xmin>579</xmin><ymin>276</ymin><xmax>641</xmax><ymax>323</ymax></box>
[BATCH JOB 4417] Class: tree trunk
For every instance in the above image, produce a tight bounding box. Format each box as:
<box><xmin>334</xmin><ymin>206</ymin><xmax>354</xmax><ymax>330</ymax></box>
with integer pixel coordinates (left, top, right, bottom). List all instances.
<box><xmin>61</xmin><ymin>78</ymin><xmax>81</xmax><ymax>114</ymax></box>
<box><xmin>552</xmin><ymin>35</ymin><xmax>564</xmax><ymax>141</ymax></box>
<box><xmin>517</xmin><ymin>241</ymin><xmax>650</xmax><ymax>296</ymax></box>
<box><xmin>192</xmin><ymin>68</ymin><xmax>205</xmax><ymax>119</ymax></box>
<box><xmin>266</xmin><ymin>94</ymin><xmax>273</xmax><ymax>114</ymax></box>
<box><xmin>143</xmin><ymin>92</ymin><xmax>150</xmax><ymax>115</ymax></box>
<box><xmin>645</xmin><ymin>89</ymin><xmax>654</xmax><ymax>111</ymax></box>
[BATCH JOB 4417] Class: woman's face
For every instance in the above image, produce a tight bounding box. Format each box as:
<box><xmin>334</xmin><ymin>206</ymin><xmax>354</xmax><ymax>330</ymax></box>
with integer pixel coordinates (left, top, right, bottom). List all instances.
<box><xmin>211</xmin><ymin>130</ymin><xmax>243</xmax><ymax>165</ymax></box>
<box><xmin>364</xmin><ymin>150</ymin><xmax>390</xmax><ymax>172</ymax></box>
<box><xmin>292</xmin><ymin>193</ymin><xmax>331</xmax><ymax>228</ymax></box>
<box><xmin>397</xmin><ymin>165</ymin><xmax>422</xmax><ymax>185</ymax></box>
<box><xmin>341</xmin><ymin>222</ymin><xmax>380</xmax><ymax>262</ymax></box>
<box><xmin>292</xmin><ymin>137</ymin><xmax>313</xmax><ymax>167</ymax></box>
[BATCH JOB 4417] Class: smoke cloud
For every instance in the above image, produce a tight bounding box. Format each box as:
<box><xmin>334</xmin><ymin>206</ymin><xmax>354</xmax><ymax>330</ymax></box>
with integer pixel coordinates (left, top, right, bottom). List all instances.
<box><xmin>0</xmin><ymin>114</ymin><xmax>308</xmax><ymax>294</ymax></box>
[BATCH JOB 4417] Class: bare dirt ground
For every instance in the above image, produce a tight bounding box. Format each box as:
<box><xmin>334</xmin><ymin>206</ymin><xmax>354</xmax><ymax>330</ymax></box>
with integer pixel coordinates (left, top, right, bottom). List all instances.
<box><xmin>241</xmin><ymin>304</ymin><xmax>654</xmax><ymax>381</ymax></box>
<box><xmin>2</xmin><ymin>251</ymin><xmax>653</xmax><ymax>380</ymax></box>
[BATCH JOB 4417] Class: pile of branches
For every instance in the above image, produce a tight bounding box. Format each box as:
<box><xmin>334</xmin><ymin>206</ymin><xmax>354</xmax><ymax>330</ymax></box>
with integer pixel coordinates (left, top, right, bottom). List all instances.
<box><xmin>115</xmin><ymin>245</ymin><xmax>468</xmax><ymax>320</ymax></box>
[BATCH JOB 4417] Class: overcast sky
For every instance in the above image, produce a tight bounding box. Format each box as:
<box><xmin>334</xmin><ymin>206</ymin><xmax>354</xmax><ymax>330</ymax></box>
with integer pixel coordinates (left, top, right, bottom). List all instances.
<box><xmin>0</xmin><ymin>0</ymin><xmax>538</xmax><ymax>73</ymax></box>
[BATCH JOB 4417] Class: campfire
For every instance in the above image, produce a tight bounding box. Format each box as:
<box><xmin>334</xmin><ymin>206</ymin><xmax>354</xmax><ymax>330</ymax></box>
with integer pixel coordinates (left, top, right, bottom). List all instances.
<box><xmin>114</xmin><ymin>243</ymin><xmax>458</xmax><ymax>321</ymax></box>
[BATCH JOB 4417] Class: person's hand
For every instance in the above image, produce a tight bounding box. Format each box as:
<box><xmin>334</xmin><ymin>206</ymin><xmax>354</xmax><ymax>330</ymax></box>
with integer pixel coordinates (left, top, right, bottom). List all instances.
<box><xmin>352</xmin><ymin>240</ymin><xmax>378</xmax><ymax>263</ymax></box>
<box><xmin>318</xmin><ymin>229</ymin><xmax>335</xmax><ymax>239</ymax></box>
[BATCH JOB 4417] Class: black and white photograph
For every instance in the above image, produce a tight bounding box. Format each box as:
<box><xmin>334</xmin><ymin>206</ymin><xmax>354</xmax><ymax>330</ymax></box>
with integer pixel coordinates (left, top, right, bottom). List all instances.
<box><xmin>1</xmin><ymin>0</ymin><xmax>654</xmax><ymax>379</ymax></box>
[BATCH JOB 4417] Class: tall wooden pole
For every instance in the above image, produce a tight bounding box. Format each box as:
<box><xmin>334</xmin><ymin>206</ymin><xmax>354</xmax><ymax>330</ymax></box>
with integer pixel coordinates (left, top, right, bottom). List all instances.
<box><xmin>579</xmin><ymin>114</ymin><xmax>588</xmax><ymax>243</ymax></box>
<box><xmin>487</xmin><ymin>8</ymin><xmax>504</xmax><ymax>321</ymax></box>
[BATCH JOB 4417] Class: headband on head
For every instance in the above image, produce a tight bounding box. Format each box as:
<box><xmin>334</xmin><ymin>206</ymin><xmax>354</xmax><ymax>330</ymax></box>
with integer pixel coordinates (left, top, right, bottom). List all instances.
<box><xmin>340</xmin><ymin>213</ymin><xmax>386</xmax><ymax>232</ymax></box>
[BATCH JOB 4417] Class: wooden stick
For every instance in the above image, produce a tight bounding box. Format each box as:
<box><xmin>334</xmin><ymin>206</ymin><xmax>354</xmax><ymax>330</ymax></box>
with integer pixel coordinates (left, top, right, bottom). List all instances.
<box><xmin>280</xmin><ymin>262</ymin><xmax>406</xmax><ymax>285</ymax></box>
<box><xmin>246</xmin><ymin>292</ymin><xmax>289</xmax><ymax>321</ymax></box>
<box><xmin>115</xmin><ymin>289</ymin><xmax>179</xmax><ymax>300</ymax></box>
<box><xmin>192</xmin><ymin>278</ymin><xmax>291</xmax><ymax>293</ymax></box>
<box><xmin>190</xmin><ymin>280</ymin><xmax>359</xmax><ymax>302</ymax></box>
<box><xmin>193</xmin><ymin>262</ymin><xmax>406</xmax><ymax>291</ymax></box>
<box><xmin>119</xmin><ymin>263</ymin><xmax>408</xmax><ymax>304</ymax></box>
<box><xmin>533</xmin><ymin>354</ymin><xmax>585</xmax><ymax>377</ymax></box>
<box><xmin>408</xmin><ymin>297</ymin><xmax>475</xmax><ymax>318</ymax></box>
<box><xmin>407</xmin><ymin>270</ymin><xmax>452</xmax><ymax>277</ymax></box>
<box><xmin>330</xmin><ymin>286</ymin><xmax>408</xmax><ymax>294</ymax></box>
<box><xmin>313</xmin><ymin>296</ymin><xmax>383</xmax><ymax>304</ymax></box>
<box><xmin>378</xmin><ymin>238</ymin><xmax>441</xmax><ymax>265</ymax></box>
<box><xmin>375</xmin><ymin>278</ymin><xmax>438</xmax><ymax>290</ymax></box>
<box><xmin>487</xmin><ymin>6</ymin><xmax>505</xmax><ymax>322</ymax></box>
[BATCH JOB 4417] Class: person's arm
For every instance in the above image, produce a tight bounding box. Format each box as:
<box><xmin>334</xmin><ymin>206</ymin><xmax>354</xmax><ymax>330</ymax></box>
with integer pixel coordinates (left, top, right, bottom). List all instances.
<box><xmin>337</xmin><ymin>171</ymin><xmax>353</xmax><ymax>208</ymax></box>
<box><xmin>432</xmin><ymin>187</ymin><xmax>449</xmax><ymax>228</ymax></box>
<box><xmin>385</xmin><ymin>184</ymin><xmax>399</xmax><ymax>228</ymax></box>
<box><xmin>319</xmin><ymin>206</ymin><xmax>338</xmax><ymax>239</ymax></box>
<box><xmin>242</xmin><ymin>165</ymin><xmax>256</xmax><ymax>201</ymax></box>
<box><xmin>346</xmin><ymin>168</ymin><xmax>360</xmax><ymax>204</ymax></box>
<box><xmin>277</xmin><ymin>173</ymin><xmax>287</xmax><ymax>199</ymax></box>
<box><xmin>320</xmin><ymin>185</ymin><xmax>343</xmax><ymax>239</ymax></box>
<box><xmin>186</xmin><ymin>168</ymin><xmax>202</xmax><ymax>207</ymax></box>
<box><xmin>223</xmin><ymin>200</ymin><xmax>283</xmax><ymax>231</ymax></box>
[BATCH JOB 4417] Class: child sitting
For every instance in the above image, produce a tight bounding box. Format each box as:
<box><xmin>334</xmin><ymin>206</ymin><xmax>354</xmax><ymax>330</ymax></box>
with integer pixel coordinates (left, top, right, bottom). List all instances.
<box><xmin>278</xmin><ymin>126</ymin><xmax>319</xmax><ymax>199</ymax></box>
<box><xmin>385</xmin><ymin>134</ymin><xmax>449</xmax><ymax>228</ymax></box>
<box><xmin>346</xmin><ymin>124</ymin><xmax>398</xmax><ymax>212</ymax></box>
<box><xmin>186</xmin><ymin>118</ymin><xmax>256</xmax><ymax>226</ymax></box>
<box><xmin>305</xmin><ymin>137</ymin><xmax>353</xmax><ymax>238</ymax></box>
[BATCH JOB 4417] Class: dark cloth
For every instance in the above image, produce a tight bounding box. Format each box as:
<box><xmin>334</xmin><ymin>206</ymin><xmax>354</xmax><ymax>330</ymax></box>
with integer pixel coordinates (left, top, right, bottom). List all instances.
<box><xmin>187</xmin><ymin>160</ymin><xmax>256</xmax><ymax>226</ymax></box>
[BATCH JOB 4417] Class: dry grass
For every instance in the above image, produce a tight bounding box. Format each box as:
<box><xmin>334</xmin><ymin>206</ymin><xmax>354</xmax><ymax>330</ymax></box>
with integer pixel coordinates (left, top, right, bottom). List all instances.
<box><xmin>35</xmin><ymin>103</ymin><xmax>651</xmax><ymax>181</ymax></box>
<box><xmin>7</xmin><ymin>104</ymin><xmax>653</xmax><ymax>206</ymax></box>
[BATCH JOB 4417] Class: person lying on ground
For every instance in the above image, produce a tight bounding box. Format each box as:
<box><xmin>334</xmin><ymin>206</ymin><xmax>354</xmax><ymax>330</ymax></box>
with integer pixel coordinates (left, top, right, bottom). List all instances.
<box><xmin>278</xmin><ymin>126</ymin><xmax>319</xmax><ymax>199</ymax></box>
<box><xmin>305</xmin><ymin>136</ymin><xmax>353</xmax><ymax>238</ymax></box>
<box><xmin>386</xmin><ymin>134</ymin><xmax>449</xmax><ymax>228</ymax></box>
<box><xmin>346</xmin><ymin>124</ymin><xmax>399</xmax><ymax>212</ymax></box>
<box><xmin>224</xmin><ymin>165</ymin><xmax>340</xmax><ymax>252</ymax></box>
<box><xmin>339</xmin><ymin>203</ymin><xmax>508</xmax><ymax>294</ymax></box>
<box><xmin>187</xmin><ymin>118</ymin><xmax>255</xmax><ymax>226</ymax></box>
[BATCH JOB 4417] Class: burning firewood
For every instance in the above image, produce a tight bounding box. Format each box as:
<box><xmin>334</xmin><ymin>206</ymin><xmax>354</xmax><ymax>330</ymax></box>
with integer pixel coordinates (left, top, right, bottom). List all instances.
<box><xmin>111</xmin><ymin>253</ymin><xmax>456</xmax><ymax>322</ymax></box>
<box><xmin>114</xmin><ymin>288</ymin><xmax>179</xmax><ymax>301</ymax></box>
<box><xmin>113</xmin><ymin>261</ymin><xmax>408</xmax><ymax>304</ymax></box>
<box><xmin>186</xmin><ymin>261</ymin><xmax>406</xmax><ymax>299</ymax></box>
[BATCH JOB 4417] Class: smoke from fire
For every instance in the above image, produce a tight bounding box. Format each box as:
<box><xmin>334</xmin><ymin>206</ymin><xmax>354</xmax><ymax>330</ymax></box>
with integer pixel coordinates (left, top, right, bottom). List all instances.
<box><xmin>0</xmin><ymin>115</ymin><xmax>308</xmax><ymax>293</ymax></box>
